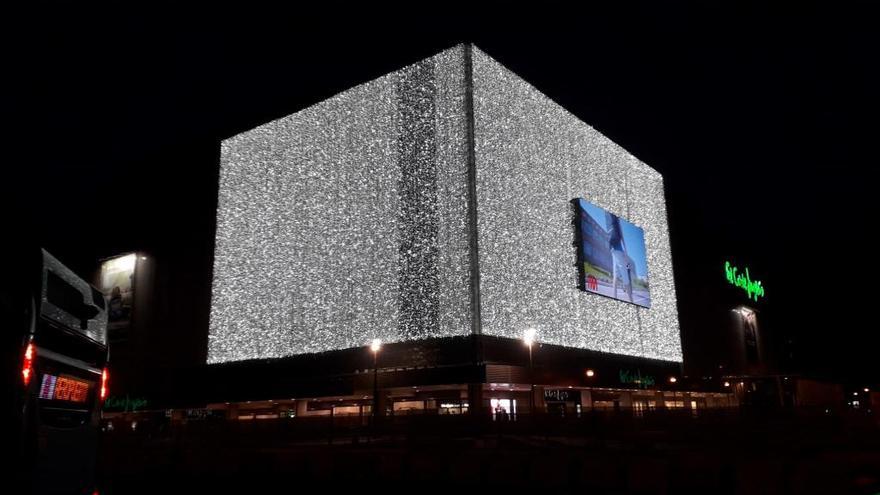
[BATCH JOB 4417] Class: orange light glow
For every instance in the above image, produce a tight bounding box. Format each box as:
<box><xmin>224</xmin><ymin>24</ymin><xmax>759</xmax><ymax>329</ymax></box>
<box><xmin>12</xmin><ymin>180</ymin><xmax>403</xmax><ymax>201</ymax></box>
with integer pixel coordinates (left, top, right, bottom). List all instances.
<box><xmin>54</xmin><ymin>376</ymin><xmax>90</xmax><ymax>402</ymax></box>
<box><xmin>22</xmin><ymin>341</ymin><xmax>35</xmax><ymax>386</ymax></box>
<box><xmin>101</xmin><ymin>368</ymin><xmax>109</xmax><ymax>400</ymax></box>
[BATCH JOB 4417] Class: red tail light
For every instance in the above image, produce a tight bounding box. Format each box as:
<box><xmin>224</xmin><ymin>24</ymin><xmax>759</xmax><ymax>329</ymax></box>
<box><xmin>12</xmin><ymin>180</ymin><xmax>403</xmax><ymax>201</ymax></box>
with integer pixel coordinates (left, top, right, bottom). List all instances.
<box><xmin>100</xmin><ymin>367</ymin><xmax>109</xmax><ymax>400</ymax></box>
<box><xmin>22</xmin><ymin>340</ymin><xmax>35</xmax><ymax>386</ymax></box>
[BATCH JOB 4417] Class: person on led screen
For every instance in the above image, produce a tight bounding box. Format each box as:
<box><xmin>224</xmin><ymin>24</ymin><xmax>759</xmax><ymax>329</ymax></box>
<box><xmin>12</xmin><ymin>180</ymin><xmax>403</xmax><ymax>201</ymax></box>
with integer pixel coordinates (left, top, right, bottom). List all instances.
<box><xmin>606</xmin><ymin>211</ymin><xmax>634</xmax><ymax>302</ymax></box>
<box><xmin>576</xmin><ymin>199</ymin><xmax>651</xmax><ymax>308</ymax></box>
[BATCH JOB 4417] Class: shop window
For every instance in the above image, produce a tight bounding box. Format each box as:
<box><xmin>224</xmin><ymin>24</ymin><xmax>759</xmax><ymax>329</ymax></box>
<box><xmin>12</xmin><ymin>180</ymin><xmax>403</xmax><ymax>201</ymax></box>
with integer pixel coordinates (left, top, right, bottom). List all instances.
<box><xmin>393</xmin><ymin>400</ymin><xmax>425</xmax><ymax>413</ymax></box>
<box><xmin>490</xmin><ymin>398</ymin><xmax>515</xmax><ymax>419</ymax></box>
<box><xmin>332</xmin><ymin>405</ymin><xmax>361</xmax><ymax>416</ymax></box>
<box><xmin>632</xmin><ymin>400</ymin><xmax>658</xmax><ymax>415</ymax></box>
<box><xmin>439</xmin><ymin>402</ymin><xmax>468</xmax><ymax>415</ymax></box>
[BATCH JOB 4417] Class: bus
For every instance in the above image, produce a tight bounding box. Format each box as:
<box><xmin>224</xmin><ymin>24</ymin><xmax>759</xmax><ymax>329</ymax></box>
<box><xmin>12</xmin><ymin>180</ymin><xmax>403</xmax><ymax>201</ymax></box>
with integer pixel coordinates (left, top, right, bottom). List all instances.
<box><xmin>3</xmin><ymin>248</ymin><xmax>109</xmax><ymax>494</ymax></box>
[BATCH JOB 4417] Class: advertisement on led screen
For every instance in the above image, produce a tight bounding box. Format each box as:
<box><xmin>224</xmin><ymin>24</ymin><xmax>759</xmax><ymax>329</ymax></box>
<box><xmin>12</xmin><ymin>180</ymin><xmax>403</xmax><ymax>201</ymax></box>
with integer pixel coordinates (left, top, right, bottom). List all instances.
<box><xmin>575</xmin><ymin>198</ymin><xmax>651</xmax><ymax>308</ymax></box>
<box><xmin>98</xmin><ymin>253</ymin><xmax>137</xmax><ymax>340</ymax></box>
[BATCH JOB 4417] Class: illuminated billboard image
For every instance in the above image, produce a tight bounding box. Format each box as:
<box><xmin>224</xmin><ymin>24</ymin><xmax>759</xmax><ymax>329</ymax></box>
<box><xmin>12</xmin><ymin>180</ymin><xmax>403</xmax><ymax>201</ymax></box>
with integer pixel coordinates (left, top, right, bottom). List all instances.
<box><xmin>99</xmin><ymin>253</ymin><xmax>137</xmax><ymax>340</ymax></box>
<box><xmin>575</xmin><ymin>198</ymin><xmax>651</xmax><ymax>308</ymax></box>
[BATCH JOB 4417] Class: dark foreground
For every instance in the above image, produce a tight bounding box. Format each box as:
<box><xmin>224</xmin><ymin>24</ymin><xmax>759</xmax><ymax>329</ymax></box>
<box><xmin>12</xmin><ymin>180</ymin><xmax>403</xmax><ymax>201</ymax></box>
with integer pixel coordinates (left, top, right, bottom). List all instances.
<box><xmin>98</xmin><ymin>409</ymin><xmax>880</xmax><ymax>495</ymax></box>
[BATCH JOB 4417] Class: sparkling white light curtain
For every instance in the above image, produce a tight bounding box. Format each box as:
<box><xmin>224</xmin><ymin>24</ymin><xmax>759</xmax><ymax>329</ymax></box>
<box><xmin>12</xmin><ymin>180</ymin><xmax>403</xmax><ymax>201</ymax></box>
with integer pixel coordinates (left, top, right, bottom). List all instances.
<box><xmin>207</xmin><ymin>45</ymin><xmax>682</xmax><ymax>364</ymax></box>
<box><xmin>472</xmin><ymin>48</ymin><xmax>681</xmax><ymax>362</ymax></box>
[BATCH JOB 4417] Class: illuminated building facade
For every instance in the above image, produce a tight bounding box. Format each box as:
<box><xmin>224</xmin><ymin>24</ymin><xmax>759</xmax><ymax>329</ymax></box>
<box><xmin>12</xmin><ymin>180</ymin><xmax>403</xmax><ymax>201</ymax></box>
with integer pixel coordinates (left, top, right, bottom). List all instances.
<box><xmin>210</xmin><ymin>44</ymin><xmax>680</xmax><ymax>363</ymax></box>
<box><xmin>197</xmin><ymin>44</ymin><xmax>731</xmax><ymax>418</ymax></box>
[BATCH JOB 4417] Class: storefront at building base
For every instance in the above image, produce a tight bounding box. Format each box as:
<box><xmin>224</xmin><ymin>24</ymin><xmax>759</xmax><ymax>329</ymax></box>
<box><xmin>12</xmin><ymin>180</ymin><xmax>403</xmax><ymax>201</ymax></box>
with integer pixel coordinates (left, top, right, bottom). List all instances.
<box><xmin>199</xmin><ymin>382</ymin><xmax>736</xmax><ymax>422</ymax></box>
<box><xmin>102</xmin><ymin>335</ymin><xmax>738</xmax><ymax>427</ymax></box>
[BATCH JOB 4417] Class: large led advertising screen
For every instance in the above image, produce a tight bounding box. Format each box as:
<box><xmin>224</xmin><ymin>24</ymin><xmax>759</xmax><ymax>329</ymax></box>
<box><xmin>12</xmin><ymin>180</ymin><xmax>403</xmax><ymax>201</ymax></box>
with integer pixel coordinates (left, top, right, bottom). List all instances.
<box><xmin>98</xmin><ymin>253</ymin><xmax>137</xmax><ymax>341</ymax></box>
<box><xmin>575</xmin><ymin>198</ymin><xmax>651</xmax><ymax>308</ymax></box>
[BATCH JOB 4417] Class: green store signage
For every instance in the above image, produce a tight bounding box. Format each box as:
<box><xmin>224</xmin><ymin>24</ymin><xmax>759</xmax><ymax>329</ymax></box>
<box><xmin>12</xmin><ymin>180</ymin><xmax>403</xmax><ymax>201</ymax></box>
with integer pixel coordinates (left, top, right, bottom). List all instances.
<box><xmin>724</xmin><ymin>261</ymin><xmax>765</xmax><ymax>302</ymax></box>
<box><xmin>619</xmin><ymin>369</ymin><xmax>655</xmax><ymax>389</ymax></box>
<box><xmin>103</xmin><ymin>395</ymin><xmax>149</xmax><ymax>412</ymax></box>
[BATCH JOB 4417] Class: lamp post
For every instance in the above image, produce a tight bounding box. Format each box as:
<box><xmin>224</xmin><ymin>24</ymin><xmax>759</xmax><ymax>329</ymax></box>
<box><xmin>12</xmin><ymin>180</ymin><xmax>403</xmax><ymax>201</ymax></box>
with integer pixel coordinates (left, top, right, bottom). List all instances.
<box><xmin>668</xmin><ymin>376</ymin><xmax>678</xmax><ymax>409</ymax></box>
<box><xmin>523</xmin><ymin>328</ymin><xmax>537</xmax><ymax>415</ymax></box>
<box><xmin>370</xmin><ymin>339</ymin><xmax>382</xmax><ymax>421</ymax></box>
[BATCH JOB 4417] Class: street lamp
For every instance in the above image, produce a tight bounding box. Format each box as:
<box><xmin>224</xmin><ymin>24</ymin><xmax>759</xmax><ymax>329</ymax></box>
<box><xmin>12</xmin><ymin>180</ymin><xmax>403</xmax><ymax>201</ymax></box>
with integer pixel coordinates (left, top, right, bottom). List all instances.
<box><xmin>586</xmin><ymin>369</ymin><xmax>595</xmax><ymax>378</ymax></box>
<box><xmin>370</xmin><ymin>339</ymin><xmax>382</xmax><ymax>420</ymax></box>
<box><xmin>668</xmin><ymin>376</ymin><xmax>679</xmax><ymax>409</ymax></box>
<box><xmin>523</xmin><ymin>328</ymin><xmax>537</xmax><ymax>415</ymax></box>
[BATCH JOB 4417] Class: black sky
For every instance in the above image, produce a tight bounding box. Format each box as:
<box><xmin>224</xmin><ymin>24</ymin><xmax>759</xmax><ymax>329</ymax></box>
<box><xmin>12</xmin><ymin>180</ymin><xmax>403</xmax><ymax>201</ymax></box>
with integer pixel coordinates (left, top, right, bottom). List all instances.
<box><xmin>7</xmin><ymin>4</ymin><xmax>878</xmax><ymax>383</ymax></box>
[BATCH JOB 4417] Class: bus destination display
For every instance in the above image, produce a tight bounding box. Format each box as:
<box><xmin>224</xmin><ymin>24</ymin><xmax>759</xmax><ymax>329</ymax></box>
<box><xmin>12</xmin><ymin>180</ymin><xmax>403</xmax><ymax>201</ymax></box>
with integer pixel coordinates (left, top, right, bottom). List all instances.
<box><xmin>38</xmin><ymin>374</ymin><xmax>91</xmax><ymax>403</ymax></box>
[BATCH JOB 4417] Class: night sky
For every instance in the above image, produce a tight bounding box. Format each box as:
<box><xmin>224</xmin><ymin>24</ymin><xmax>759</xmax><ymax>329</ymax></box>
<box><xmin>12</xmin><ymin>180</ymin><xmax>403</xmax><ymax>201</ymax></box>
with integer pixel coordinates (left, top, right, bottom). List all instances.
<box><xmin>7</xmin><ymin>5</ymin><xmax>877</xmax><ymax>384</ymax></box>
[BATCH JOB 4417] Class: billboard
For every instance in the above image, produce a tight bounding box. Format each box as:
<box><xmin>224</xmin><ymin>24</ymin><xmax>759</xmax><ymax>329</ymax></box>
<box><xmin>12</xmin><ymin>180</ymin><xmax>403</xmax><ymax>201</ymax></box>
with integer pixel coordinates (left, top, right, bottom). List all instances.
<box><xmin>737</xmin><ymin>306</ymin><xmax>760</xmax><ymax>364</ymax></box>
<box><xmin>574</xmin><ymin>198</ymin><xmax>651</xmax><ymax>308</ymax></box>
<box><xmin>98</xmin><ymin>253</ymin><xmax>137</xmax><ymax>341</ymax></box>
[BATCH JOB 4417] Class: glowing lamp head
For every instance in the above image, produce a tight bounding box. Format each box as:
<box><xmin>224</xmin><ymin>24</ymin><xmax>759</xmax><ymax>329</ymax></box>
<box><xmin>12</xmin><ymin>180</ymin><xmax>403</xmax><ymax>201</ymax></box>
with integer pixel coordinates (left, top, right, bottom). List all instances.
<box><xmin>523</xmin><ymin>328</ymin><xmax>537</xmax><ymax>348</ymax></box>
<box><xmin>585</xmin><ymin>369</ymin><xmax>595</xmax><ymax>378</ymax></box>
<box><xmin>864</xmin><ymin>388</ymin><xmax>870</xmax><ymax>393</ymax></box>
<box><xmin>723</xmin><ymin>381</ymin><xmax>730</xmax><ymax>387</ymax></box>
<box><xmin>370</xmin><ymin>339</ymin><xmax>382</xmax><ymax>353</ymax></box>
<box><xmin>668</xmin><ymin>376</ymin><xmax>678</xmax><ymax>384</ymax></box>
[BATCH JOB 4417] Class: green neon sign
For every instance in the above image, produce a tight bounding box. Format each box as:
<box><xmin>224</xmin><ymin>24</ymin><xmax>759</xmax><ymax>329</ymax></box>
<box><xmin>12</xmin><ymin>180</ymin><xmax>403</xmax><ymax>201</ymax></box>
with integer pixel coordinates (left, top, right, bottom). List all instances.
<box><xmin>619</xmin><ymin>369</ymin><xmax>655</xmax><ymax>389</ymax></box>
<box><xmin>724</xmin><ymin>261</ymin><xmax>765</xmax><ymax>302</ymax></box>
<box><xmin>103</xmin><ymin>395</ymin><xmax>149</xmax><ymax>412</ymax></box>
